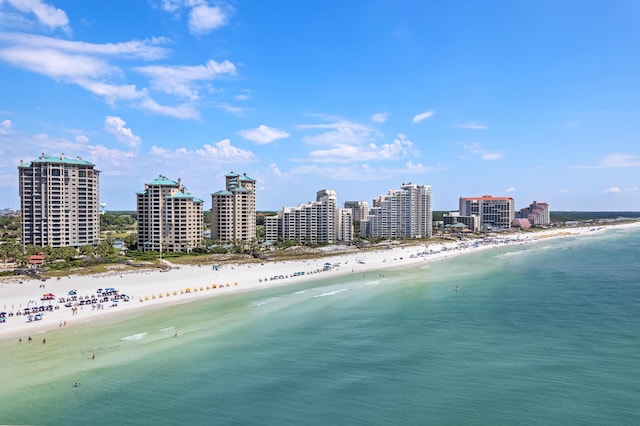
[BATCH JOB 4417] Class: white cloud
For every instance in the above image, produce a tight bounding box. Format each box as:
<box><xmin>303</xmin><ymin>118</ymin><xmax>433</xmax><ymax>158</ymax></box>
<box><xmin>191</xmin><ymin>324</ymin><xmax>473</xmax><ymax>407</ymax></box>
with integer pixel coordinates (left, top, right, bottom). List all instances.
<box><xmin>104</xmin><ymin>116</ymin><xmax>141</xmax><ymax>149</ymax></box>
<box><xmin>156</xmin><ymin>0</ymin><xmax>230</xmax><ymax>34</ymax></box>
<box><xmin>572</xmin><ymin>153</ymin><xmax>640</xmax><ymax>169</ymax></box>
<box><xmin>0</xmin><ymin>46</ymin><xmax>119</xmax><ymax>79</ymax></box>
<box><xmin>299</xmin><ymin>118</ymin><xmax>374</xmax><ymax>146</ymax></box>
<box><xmin>306</xmin><ymin>133</ymin><xmax>416</xmax><ymax>164</ymax></box>
<box><xmin>189</xmin><ymin>4</ymin><xmax>227</xmax><ymax>34</ymax></box>
<box><xmin>0</xmin><ymin>119</ymin><xmax>12</xmax><ymax>134</ymax></box>
<box><xmin>0</xmin><ymin>33</ymin><xmax>170</xmax><ymax>60</ymax></box>
<box><xmin>457</xmin><ymin>122</ymin><xmax>487</xmax><ymax>130</ymax></box>
<box><xmin>505</xmin><ymin>186</ymin><xmax>516</xmax><ymax>193</ymax></box>
<box><xmin>75</xmin><ymin>134</ymin><xmax>89</xmax><ymax>143</ymax></box>
<box><xmin>139</xmin><ymin>98</ymin><xmax>200</xmax><ymax>120</ymax></box>
<box><xmin>239</xmin><ymin>125</ymin><xmax>289</xmax><ymax>145</ymax></box>
<box><xmin>371</xmin><ymin>112</ymin><xmax>388</xmax><ymax>123</ymax></box>
<box><xmin>134</xmin><ymin>59</ymin><xmax>237</xmax><ymax>100</ymax></box>
<box><xmin>289</xmin><ymin>160</ymin><xmax>436</xmax><ymax>181</ymax></box>
<box><xmin>216</xmin><ymin>102</ymin><xmax>252</xmax><ymax>116</ymax></box>
<box><xmin>235</xmin><ymin>90</ymin><xmax>251</xmax><ymax>101</ymax></box>
<box><xmin>86</xmin><ymin>145</ymin><xmax>136</xmax><ymax>176</ymax></box>
<box><xmin>0</xmin><ymin>32</ymin><xmax>223</xmax><ymax>118</ymax></box>
<box><xmin>152</xmin><ymin>139</ymin><xmax>255</xmax><ymax>163</ymax></box>
<box><xmin>560</xmin><ymin>189</ymin><xmax>570</xmax><ymax>193</ymax></box>
<box><xmin>462</xmin><ymin>142</ymin><xmax>503</xmax><ymax>161</ymax></box>
<box><xmin>77</xmin><ymin>80</ymin><xmax>147</xmax><ymax>105</ymax></box>
<box><xmin>412</xmin><ymin>110</ymin><xmax>435</xmax><ymax>123</ymax></box>
<box><xmin>3</xmin><ymin>0</ymin><xmax>70</xmax><ymax>32</ymax></box>
<box><xmin>602</xmin><ymin>186</ymin><xmax>621</xmax><ymax>193</ymax></box>
<box><xmin>269</xmin><ymin>162</ymin><xmax>283</xmax><ymax>177</ymax></box>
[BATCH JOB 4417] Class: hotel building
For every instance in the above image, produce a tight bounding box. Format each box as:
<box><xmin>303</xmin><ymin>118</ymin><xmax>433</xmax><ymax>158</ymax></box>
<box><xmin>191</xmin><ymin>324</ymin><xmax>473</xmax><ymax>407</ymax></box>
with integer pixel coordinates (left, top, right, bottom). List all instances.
<box><xmin>264</xmin><ymin>189</ymin><xmax>353</xmax><ymax>244</ymax></box>
<box><xmin>360</xmin><ymin>183</ymin><xmax>433</xmax><ymax>239</ymax></box>
<box><xmin>136</xmin><ymin>175</ymin><xmax>203</xmax><ymax>253</ymax></box>
<box><xmin>459</xmin><ymin>195</ymin><xmax>515</xmax><ymax>230</ymax></box>
<box><xmin>211</xmin><ymin>172</ymin><xmax>257</xmax><ymax>243</ymax></box>
<box><xmin>18</xmin><ymin>153</ymin><xmax>100</xmax><ymax>247</ymax></box>
<box><xmin>517</xmin><ymin>201</ymin><xmax>550</xmax><ymax>226</ymax></box>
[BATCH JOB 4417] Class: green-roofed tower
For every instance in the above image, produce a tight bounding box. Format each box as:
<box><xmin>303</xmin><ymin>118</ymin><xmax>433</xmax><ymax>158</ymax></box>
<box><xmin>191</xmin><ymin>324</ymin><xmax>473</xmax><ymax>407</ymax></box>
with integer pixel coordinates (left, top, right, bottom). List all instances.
<box><xmin>211</xmin><ymin>172</ymin><xmax>256</xmax><ymax>243</ymax></box>
<box><xmin>18</xmin><ymin>153</ymin><xmax>101</xmax><ymax>247</ymax></box>
<box><xmin>136</xmin><ymin>175</ymin><xmax>204</xmax><ymax>253</ymax></box>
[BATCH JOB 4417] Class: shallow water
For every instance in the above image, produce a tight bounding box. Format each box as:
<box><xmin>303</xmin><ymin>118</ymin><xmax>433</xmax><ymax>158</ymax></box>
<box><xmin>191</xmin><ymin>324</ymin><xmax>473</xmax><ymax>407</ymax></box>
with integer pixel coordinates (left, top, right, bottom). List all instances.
<box><xmin>2</xmin><ymin>228</ymin><xmax>640</xmax><ymax>425</ymax></box>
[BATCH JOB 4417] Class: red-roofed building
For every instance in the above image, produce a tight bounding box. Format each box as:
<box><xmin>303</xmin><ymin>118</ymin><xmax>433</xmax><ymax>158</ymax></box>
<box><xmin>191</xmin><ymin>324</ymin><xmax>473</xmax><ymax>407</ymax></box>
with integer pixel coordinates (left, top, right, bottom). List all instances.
<box><xmin>28</xmin><ymin>253</ymin><xmax>45</xmax><ymax>268</ymax></box>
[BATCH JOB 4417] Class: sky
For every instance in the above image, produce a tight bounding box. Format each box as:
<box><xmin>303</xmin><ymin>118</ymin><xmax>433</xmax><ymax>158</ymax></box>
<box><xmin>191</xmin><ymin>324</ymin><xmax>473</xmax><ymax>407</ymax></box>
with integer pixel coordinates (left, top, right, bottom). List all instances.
<box><xmin>1</xmin><ymin>0</ymin><xmax>639</xmax><ymax>212</ymax></box>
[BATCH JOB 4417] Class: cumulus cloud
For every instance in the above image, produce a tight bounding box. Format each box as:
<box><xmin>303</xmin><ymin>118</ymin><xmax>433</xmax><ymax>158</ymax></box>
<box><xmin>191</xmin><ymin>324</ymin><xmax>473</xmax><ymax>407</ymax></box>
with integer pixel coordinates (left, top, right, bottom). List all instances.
<box><xmin>85</xmin><ymin>145</ymin><xmax>136</xmax><ymax>176</ymax></box>
<box><xmin>151</xmin><ymin>139</ymin><xmax>255</xmax><ymax>163</ymax></box>
<box><xmin>412</xmin><ymin>110</ymin><xmax>435</xmax><ymax>123</ymax></box>
<box><xmin>602</xmin><ymin>186</ymin><xmax>621</xmax><ymax>193</ymax></box>
<box><xmin>269</xmin><ymin>162</ymin><xmax>283</xmax><ymax>177</ymax></box>
<box><xmin>306</xmin><ymin>133</ymin><xmax>416</xmax><ymax>164</ymax></box>
<box><xmin>238</xmin><ymin>125</ymin><xmax>290</xmax><ymax>145</ymax></box>
<box><xmin>134</xmin><ymin>59</ymin><xmax>237</xmax><ymax>100</ymax></box>
<box><xmin>189</xmin><ymin>4</ymin><xmax>227</xmax><ymax>34</ymax></box>
<box><xmin>505</xmin><ymin>186</ymin><xmax>516</xmax><ymax>193</ymax></box>
<box><xmin>157</xmin><ymin>0</ymin><xmax>230</xmax><ymax>34</ymax></box>
<box><xmin>104</xmin><ymin>116</ymin><xmax>141</xmax><ymax>149</ymax></box>
<box><xmin>75</xmin><ymin>134</ymin><xmax>89</xmax><ymax>143</ymax></box>
<box><xmin>0</xmin><ymin>31</ymin><xmax>233</xmax><ymax>118</ymax></box>
<box><xmin>0</xmin><ymin>119</ymin><xmax>12</xmax><ymax>134</ymax></box>
<box><xmin>2</xmin><ymin>0</ymin><xmax>70</xmax><ymax>32</ymax></box>
<box><xmin>371</xmin><ymin>112</ymin><xmax>388</xmax><ymax>123</ymax></box>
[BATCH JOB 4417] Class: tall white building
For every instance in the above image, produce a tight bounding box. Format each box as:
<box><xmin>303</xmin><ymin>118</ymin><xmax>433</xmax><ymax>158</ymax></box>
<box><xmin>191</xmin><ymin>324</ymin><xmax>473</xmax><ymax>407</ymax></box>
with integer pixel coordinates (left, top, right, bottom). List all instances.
<box><xmin>264</xmin><ymin>189</ymin><xmax>353</xmax><ymax>244</ymax></box>
<box><xmin>211</xmin><ymin>172</ymin><xmax>256</xmax><ymax>243</ymax></box>
<box><xmin>459</xmin><ymin>195</ymin><xmax>515</xmax><ymax>230</ymax></box>
<box><xmin>136</xmin><ymin>175</ymin><xmax>203</xmax><ymax>253</ymax></box>
<box><xmin>360</xmin><ymin>183</ymin><xmax>432</xmax><ymax>239</ymax></box>
<box><xmin>18</xmin><ymin>153</ymin><xmax>100</xmax><ymax>247</ymax></box>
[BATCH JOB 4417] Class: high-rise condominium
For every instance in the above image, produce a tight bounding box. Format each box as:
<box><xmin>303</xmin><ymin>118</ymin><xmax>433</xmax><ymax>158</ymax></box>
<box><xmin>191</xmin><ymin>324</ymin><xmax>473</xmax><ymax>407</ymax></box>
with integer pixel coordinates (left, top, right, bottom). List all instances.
<box><xmin>18</xmin><ymin>153</ymin><xmax>100</xmax><ymax>247</ymax></box>
<box><xmin>136</xmin><ymin>175</ymin><xmax>203</xmax><ymax>253</ymax></box>
<box><xmin>360</xmin><ymin>183</ymin><xmax>433</xmax><ymax>239</ymax></box>
<box><xmin>211</xmin><ymin>172</ymin><xmax>256</xmax><ymax>243</ymax></box>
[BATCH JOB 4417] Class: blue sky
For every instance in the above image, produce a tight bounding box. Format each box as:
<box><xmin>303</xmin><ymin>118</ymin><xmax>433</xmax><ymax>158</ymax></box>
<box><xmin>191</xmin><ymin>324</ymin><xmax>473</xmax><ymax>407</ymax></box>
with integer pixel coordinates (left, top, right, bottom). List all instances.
<box><xmin>1</xmin><ymin>0</ymin><xmax>639</xmax><ymax>212</ymax></box>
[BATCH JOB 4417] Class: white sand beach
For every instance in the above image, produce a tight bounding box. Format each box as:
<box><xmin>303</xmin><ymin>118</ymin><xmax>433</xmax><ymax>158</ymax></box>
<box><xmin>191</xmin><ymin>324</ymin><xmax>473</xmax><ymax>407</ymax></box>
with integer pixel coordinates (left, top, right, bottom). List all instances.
<box><xmin>1</xmin><ymin>222</ymin><xmax>638</xmax><ymax>341</ymax></box>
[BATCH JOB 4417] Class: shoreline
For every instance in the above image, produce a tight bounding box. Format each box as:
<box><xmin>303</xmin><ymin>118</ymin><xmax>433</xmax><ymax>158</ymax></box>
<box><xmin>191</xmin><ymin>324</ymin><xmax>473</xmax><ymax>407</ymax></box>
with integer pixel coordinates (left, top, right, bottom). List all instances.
<box><xmin>2</xmin><ymin>222</ymin><xmax>639</xmax><ymax>341</ymax></box>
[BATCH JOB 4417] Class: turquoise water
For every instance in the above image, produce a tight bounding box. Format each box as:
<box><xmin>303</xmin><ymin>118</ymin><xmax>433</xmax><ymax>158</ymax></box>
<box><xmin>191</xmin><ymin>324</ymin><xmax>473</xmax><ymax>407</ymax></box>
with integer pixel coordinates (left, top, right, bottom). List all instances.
<box><xmin>2</xmin><ymin>228</ymin><xmax>640</xmax><ymax>425</ymax></box>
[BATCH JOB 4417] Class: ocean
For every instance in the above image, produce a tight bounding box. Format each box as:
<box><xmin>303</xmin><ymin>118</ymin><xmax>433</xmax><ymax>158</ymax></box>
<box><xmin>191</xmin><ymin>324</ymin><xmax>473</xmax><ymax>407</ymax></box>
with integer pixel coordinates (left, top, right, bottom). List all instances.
<box><xmin>2</xmin><ymin>227</ymin><xmax>640</xmax><ymax>425</ymax></box>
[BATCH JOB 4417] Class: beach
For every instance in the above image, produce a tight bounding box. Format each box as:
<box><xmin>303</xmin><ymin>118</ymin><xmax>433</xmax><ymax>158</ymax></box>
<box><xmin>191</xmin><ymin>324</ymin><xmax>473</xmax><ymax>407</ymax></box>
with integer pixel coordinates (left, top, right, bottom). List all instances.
<box><xmin>1</xmin><ymin>222</ymin><xmax>638</xmax><ymax>341</ymax></box>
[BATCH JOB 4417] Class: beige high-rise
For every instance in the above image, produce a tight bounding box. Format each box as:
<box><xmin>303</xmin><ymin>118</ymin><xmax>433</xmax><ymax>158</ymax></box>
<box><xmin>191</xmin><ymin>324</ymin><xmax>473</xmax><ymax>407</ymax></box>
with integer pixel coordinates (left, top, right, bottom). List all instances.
<box><xmin>136</xmin><ymin>175</ymin><xmax>203</xmax><ymax>253</ymax></box>
<box><xmin>18</xmin><ymin>153</ymin><xmax>100</xmax><ymax>247</ymax></box>
<box><xmin>210</xmin><ymin>172</ymin><xmax>256</xmax><ymax>243</ymax></box>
